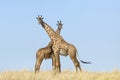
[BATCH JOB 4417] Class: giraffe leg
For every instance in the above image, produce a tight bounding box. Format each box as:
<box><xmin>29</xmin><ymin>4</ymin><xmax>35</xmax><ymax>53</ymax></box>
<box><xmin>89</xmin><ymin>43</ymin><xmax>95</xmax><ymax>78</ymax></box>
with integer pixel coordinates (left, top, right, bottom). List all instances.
<box><xmin>35</xmin><ymin>57</ymin><xmax>43</xmax><ymax>73</ymax></box>
<box><xmin>69</xmin><ymin>55</ymin><xmax>82</xmax><ymax>72</ymax></box>
<box><xmin>76</xmin><ymin>60</ymin><xmax>82</xmax><ymax>71</ymax></box>
<box><xmin>78</xmin><ymin>61</ymin><xmax>82</xmax><ymax>71</ymax></box>
<box><xmin>52</xmin><ymin>54</ymin><xmax>56</xmax><ymax>71</ymax></box>
<box><xmin>54</xmin><ymin>52</ymin><xmax>61</xmax><ymax>73</ymax></box>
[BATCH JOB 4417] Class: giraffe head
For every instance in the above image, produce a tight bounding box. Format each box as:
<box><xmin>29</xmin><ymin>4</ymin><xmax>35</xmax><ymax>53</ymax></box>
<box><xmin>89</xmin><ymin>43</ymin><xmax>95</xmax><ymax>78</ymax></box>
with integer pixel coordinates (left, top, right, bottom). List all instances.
<box><xmin>36</xmin><ymin>15</ymin><xmax>45</xmax><ymax>27</ymax></box>
<box><xmin>56</xmin><ymin>21</ymin><xmax>63</xmax><ymax>30</ymax></box>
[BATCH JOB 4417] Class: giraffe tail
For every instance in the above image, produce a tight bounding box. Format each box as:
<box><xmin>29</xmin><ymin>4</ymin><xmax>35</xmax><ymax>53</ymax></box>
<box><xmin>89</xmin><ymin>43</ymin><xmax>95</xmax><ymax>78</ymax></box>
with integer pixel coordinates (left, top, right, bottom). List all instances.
<box><xmin>80</xmin><ymin>60</ymin><xmax>91</xmax><ymax>64</ymax></box>
<box><xmin>76</xmin><ymin>51</ymin><xmax>91</xmax><ymax>64</ymax></box>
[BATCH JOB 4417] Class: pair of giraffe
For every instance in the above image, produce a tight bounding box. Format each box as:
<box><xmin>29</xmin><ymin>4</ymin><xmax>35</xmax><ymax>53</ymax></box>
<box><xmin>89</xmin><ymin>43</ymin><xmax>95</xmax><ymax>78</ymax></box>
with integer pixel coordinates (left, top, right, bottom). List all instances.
<box><xmin>35</xmin><ymin>15</ymin><xmax>90</xmax><ymax>73</ymax></box>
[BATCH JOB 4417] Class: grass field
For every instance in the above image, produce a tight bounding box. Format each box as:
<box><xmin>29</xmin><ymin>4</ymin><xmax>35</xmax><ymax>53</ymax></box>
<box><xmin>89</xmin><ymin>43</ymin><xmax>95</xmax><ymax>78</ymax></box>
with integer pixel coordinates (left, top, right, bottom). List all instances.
<box><xmin>0</xmin><ymin>70</ymin><xmax>120</xmax><ymax>80</ymax></box>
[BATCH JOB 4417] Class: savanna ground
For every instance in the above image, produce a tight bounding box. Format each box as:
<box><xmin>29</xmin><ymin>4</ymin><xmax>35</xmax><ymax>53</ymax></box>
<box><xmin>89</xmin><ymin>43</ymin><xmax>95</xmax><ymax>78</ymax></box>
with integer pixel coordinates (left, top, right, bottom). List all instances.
<box><xmin>0</xmin><ymin>70</ymin><xmax>120</xmax><ymax>80</ymax></box>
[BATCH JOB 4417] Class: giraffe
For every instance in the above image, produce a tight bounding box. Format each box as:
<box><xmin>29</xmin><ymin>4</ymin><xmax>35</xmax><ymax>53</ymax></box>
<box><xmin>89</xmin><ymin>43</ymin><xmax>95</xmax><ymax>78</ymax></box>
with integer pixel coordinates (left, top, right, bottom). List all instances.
<box><xmin>35</xmin><ymin>21</ymin><xmax>63</xmax><ymax>73</ymax></box>
<box><xmin>36</xmin><ymin>15</ymin><xmax>82</xmax><ymax>73</ymax></box>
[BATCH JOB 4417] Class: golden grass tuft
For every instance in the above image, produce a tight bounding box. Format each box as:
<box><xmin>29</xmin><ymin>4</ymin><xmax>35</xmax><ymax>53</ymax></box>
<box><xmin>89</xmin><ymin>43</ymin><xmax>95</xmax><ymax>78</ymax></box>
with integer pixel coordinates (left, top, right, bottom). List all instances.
<box><xmin>0</xmin><ymin>70</ymin><xmax>120</xmax><ymax>80</ymax></box>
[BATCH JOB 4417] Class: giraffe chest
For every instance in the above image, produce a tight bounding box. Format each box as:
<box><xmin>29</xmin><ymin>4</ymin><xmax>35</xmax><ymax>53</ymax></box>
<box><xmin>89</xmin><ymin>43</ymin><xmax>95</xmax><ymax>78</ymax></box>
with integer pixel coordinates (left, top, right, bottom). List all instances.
<box><xmin>52</xmin><ymin>39</ymin><xmax>69</xmax><ymax>56</ymax></box>
<box><xmin>53</xmin><ymin>43</ymin><xmax>68</xmax><ymax>56</ymax></box>
<box><xmin>59</xmin><ymin>49</ymin><xmax>68</xmax><ymax>56</ymax></box>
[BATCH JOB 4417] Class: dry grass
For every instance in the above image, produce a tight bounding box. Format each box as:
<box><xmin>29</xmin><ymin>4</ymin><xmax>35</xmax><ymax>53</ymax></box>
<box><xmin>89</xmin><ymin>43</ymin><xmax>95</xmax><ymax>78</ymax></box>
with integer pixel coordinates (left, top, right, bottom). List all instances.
<box><xmin>0</xmin><ymin>70</ymin><xmax>120</xmax><ymax>80</ymax></box>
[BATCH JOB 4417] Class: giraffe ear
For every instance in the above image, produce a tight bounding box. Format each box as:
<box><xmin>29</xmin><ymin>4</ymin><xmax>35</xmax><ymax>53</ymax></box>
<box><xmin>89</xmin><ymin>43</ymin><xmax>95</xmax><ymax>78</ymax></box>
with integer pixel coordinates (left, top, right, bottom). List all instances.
<box><xmin>56</xmin><ymin>21</ymin><xmax>59</xmax><ymax>25</ymax></box>
<box><xmin>36</xmin><ymin>15</ymin><xmax>40</xmax><ymax>19</ymax></box>
<box><xmin>36</xmin><ymin>17</ymin><xmax>38</xmax><ymax>19</ymax></box>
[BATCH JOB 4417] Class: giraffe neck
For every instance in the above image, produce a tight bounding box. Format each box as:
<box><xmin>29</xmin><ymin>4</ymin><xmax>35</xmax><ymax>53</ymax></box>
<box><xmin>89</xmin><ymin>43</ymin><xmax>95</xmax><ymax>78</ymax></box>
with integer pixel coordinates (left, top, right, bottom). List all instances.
<box><xmin>43</xmin><ymin>23</ymin><xmax>57</xmax><ymax>42</ymax></box>
<box><xmin>56</xmin><ymin>28</ymin><xmax>61</xmax><ymax>34</ymax></box>
<box><xmin>46</xmin><ymin>41</ymin><xmax>53</xmax><ymax>48</ymax></box>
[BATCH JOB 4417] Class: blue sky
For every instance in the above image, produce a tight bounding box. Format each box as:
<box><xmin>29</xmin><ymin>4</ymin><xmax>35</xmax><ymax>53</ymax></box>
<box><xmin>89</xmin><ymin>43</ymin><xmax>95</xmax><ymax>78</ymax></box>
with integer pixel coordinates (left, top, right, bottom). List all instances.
<box><xmin>0</xmin><ymin>0</ymin><xmax>120</xmax><ymax>72</ymax></box>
